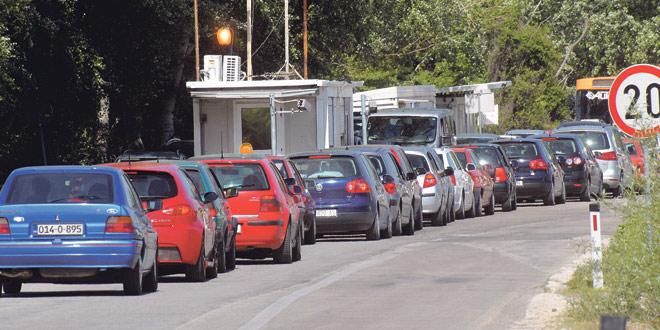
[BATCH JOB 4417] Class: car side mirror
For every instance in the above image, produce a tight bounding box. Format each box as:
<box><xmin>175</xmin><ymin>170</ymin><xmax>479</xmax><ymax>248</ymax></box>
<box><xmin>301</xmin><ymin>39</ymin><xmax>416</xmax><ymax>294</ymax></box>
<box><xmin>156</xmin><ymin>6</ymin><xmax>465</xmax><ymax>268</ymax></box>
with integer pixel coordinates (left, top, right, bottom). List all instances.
<box><xmin>381</xmin><ymin>174</ymin><xmax>395</xmax><ymax>184</ymax></box>
<box><xmin>415</xmin><ymin>168</ymin><xmax>426</xmax><ymax>176</ymax></box>
<box><xmin>224</xmin><ymin>187</ymin><xmax>239</xmax><ymax>198</ymax></box>
<box><xmin>406</xmin><ymin>172</ymin><xmax>416</xmax><ymax>181</ymax></box>
<box><xmin>288</xmin><ymin>185</ymin><xmax>303</xmax><ymax>195</ymax></box>
<box><xmin>466</xmin><ymin>163</ymin><xmax>476</xmax><ymax>171</ymax></box>
<box><xmin>141</xmin><ymin>199</ymin><xmax>163</xmax><ymax>212</ymax></box>
<box><xmin>283</xmin><ymin>177</ymin><xmax>296</xmax><ymax>186</ymax></box>
<box><xmin>203</xmin><ymin>191</ymin><xmax>219</xmax><ymax>204</ymax></box>
<box><xmin>444</xmin><ymin>167</ymin><xmax>454</xmax><ymax>176</ymax></box>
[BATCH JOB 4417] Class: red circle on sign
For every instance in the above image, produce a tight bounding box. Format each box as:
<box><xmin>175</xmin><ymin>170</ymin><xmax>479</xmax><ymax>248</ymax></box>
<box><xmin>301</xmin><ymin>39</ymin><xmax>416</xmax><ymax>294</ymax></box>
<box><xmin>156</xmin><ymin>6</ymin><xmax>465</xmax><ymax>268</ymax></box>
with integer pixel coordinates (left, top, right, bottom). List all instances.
<box><xmin>609</xmin><ymin>64</ymin><xmax>660</xmax><ymax>137</ymax></box>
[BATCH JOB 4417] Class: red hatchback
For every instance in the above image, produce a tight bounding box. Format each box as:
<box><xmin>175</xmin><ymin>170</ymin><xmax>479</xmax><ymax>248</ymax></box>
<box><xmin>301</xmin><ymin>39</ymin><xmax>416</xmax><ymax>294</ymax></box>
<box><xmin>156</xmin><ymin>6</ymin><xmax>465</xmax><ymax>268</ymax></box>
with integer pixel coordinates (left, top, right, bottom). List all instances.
<box><xmin>451</xmin><ymin>147</ymin><xmax>495</xmax><ymax>216</ymax></box>
<box><xmin>196</xmin><ymin>154</ymin><xmax>303</xmax><ymax>264</ymax></box>
<box><xmin>105</xmin><ymin>162</ymin><xmax>219</xmax><ymax>281</ymax></box>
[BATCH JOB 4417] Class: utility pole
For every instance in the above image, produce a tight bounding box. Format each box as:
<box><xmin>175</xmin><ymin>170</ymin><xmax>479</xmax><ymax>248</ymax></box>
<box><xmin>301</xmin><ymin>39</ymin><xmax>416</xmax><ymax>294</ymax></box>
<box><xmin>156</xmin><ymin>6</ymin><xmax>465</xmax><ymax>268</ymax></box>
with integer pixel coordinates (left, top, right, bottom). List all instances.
<box><xmin>303</xmin><ymin>0</ymin><xmax>308</xmax><ymax>79</ymax></box>
<box><xmin>284</xmin><ymin>0</ymin><xmax>290</xmax><ymax>74</ymax></box>
<box><xmin>247</xmin><ymin>0</ymin><xmax>253</xmax><ymax>80</ymax></box>
<box><xmin>194</xmin><ymin>0</ymin><xmax>200</xmax><ymax>81</ymax></box>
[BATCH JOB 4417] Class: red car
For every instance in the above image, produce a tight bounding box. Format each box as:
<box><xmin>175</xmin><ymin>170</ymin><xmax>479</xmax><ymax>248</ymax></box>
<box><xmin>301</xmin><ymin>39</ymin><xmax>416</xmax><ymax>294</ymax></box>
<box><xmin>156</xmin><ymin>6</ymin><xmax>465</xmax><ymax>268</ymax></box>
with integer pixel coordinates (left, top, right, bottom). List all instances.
<box><xmin>623</xmin><ymin>138</ymin><xmax>645</xmax><ymax>176</ymax></box>
<box><xmin>451</xmin><ymin>147</ymin><xmax>495</xmax><ymax>216</ymax></box>
<box><xmin>195</xmin><ymin>154</ymin><xmax>303</xmax><ymax>264</ymax></box>
<box><xmin>104</xmin><ymin>162</ymin><xmax>219</xmax><ymax>281</ymax></box>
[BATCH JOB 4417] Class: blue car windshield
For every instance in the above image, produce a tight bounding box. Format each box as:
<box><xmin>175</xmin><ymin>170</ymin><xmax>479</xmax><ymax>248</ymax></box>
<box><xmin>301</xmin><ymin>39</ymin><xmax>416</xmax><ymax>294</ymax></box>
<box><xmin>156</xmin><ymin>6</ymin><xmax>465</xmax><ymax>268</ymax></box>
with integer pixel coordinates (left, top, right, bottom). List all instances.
<box><xmin>6</xmin><ymin>173</ymin><xmax>114</xmax><ymax>204</ymax></box>
<box><xmin>500</xmin><ymin>143</ymin><xmax>539</xmax><ymax>159</ymax></box>
<box><xmin>292</xmin><ymin>157</ymin><xmax>358</xmax><ymax>179</ymax></box>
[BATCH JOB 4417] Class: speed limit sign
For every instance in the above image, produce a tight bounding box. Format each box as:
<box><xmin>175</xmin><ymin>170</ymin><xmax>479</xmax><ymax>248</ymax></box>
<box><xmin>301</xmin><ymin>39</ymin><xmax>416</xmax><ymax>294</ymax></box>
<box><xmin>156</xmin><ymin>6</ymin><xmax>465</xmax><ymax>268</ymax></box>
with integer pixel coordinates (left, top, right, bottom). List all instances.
<box><xmin>608</xmin><ymin>64</ymin><xmax>660</xmax><ymax>137</ymax></box>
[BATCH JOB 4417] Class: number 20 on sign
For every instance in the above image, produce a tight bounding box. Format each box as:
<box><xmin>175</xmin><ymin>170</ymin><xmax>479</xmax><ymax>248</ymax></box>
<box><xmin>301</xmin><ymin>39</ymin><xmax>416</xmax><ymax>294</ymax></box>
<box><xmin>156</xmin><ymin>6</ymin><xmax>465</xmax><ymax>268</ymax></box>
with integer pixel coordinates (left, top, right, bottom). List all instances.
<box><xmin>608</xmin><ymin>64</ymin><xmax>660</xmax><ymax>137</ymax></box>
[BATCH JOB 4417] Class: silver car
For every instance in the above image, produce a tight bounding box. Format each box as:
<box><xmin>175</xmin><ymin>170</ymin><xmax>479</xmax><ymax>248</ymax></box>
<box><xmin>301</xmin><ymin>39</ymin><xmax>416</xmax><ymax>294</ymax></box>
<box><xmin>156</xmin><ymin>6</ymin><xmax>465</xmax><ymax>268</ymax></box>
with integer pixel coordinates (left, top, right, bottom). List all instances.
<box><xmin>435</xmin><ymin>147</ymin><xmax>475</xmax><ymax>219</ymax></box>
<box><xmin>554</xmin><ymin>122</ymin><xmax>634</xmax><ymax>196</ymax></box>
<box><xmin>403</xmin><ymin>147</ymin><xmax>453</xmax><ymax>226</ymax></box>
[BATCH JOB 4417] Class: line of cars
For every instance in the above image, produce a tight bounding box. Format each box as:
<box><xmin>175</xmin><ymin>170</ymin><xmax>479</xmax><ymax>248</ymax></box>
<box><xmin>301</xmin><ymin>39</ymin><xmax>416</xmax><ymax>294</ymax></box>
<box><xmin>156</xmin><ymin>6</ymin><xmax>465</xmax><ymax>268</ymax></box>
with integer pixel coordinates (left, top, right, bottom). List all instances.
<box><xmin>0</xmin><ymin>120</ymin><xmax>644</xmax><ymax>296</ymax></box>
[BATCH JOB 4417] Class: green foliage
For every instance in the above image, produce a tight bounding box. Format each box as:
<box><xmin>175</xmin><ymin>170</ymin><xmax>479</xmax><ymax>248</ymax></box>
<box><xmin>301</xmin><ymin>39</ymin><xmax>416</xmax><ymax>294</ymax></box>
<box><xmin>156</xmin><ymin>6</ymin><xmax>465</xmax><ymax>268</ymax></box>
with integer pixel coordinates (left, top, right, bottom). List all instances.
<box><xmin>565</xmin><ymin>154</ymin><xmax>659</xmax><ymax>326</ymax></box>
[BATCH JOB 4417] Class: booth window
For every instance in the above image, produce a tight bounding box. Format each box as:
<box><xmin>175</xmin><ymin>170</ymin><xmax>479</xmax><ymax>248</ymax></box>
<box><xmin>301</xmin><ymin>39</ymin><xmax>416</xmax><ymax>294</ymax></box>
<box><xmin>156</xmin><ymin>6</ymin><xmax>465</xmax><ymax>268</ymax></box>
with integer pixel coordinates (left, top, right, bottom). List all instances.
<box><xmin>241</xmin><ymin>107</ymin><xmax>271</xmax><ymax>150</ymax></box>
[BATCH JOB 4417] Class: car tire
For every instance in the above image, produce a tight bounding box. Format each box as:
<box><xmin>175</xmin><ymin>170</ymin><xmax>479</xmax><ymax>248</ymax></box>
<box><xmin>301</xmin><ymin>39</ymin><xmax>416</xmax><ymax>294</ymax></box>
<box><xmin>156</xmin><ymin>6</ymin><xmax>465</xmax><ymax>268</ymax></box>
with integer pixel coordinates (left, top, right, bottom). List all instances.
<box><xmin>580</xmin><ymin>179</ymin><xmax>592</xmax><ymax>201</ymax></box>
<box><xmin>292</xmin><ymin>224</ymin><xmax>302</xmax><ymax>262</ymax></box>
<box><xmin>392</xmin><ymin>206</ymin><xmax>403</xmax><ymax>236</ymax></box>
<box><xmin>543</xmin><ymin>182</ymin><xmax>556</xmax><ymax>206</ymax></box>
<box><xmin>3</xmin><ymin>280</ymin><xmax>22</xmax><ymax>295</ymax></box>
<box><xmin>366</xmin><ymin>209</ymin><xmax>381</xmax><ymax>241</ymax></box>
<box><xmin>449</xmin><ymin>198</ymin><xmax>456</xmax><ymax>222</ymax></box>
<box><xmin>123</xmin><ymin>260</ymin><xmax>143</xmax><ymax>296</ymax></box>
<box><xmin>512</xmin><ymin>190</ymin><xmax>518</xmax><ymax>210</ymax></box>
<box><xmin>414</xmin><ymin>203</ymin><xmax>423</xmax><ymax>231</ymax></box>
<box><xmin>456</xmin><ymin>192</ymin><xmax>466</xmax><ymax>220</ymax></box>
<box><xmin>612</xmin><ymin>174</ymin><xmax>624</xmax><ymax>197</ymax></box>
<box><xmin>430</xmin><ymin>205</ymin><xmax>445</xmax><ymax>226</ymax></box>
<box><xmin>466</xmin><ymin>189</ymin><xmax>479</xmax><ymax>218</ymax></box>
<box><xmin>226</xmin><ymin>235</ymin><xmax>236</xmax><ymax>271</ymax></box>
<box><xmin>402</xmin><ymin>207</ymin><xmax>415</xmax><ymax>236</ymax></box>
<box><xmin>303</xmin><ymin>217</ymin><xmax>317</xmax><ymax>245</ymax></box>
<box><xmin>213</xmin><ymin>237</ymin><xmax>225</xmax><ymax>275</ymax></box>
<box><xmin>143</xmin><ymin>256</ymin><xmax>158</xmax><ymax>293</ymax></box>
<box><xmin>502</xmin><ymin>192</ymin><xmax>513</xmax><ymax>212</ymax></box>
<box><xmin>485</xmin><ymin>192</ymin><xmax>495</xmax><ymax>215</ymax></box>
<box><xmin>185</xmin><ymin>245</ymin><xmax>207</xmax><ymax>282</ymax></box>
<box><xmin>273</xmin><ymin>222</ymin><xmax>293</xmax><ymax>264</ymax></box>
<box><xmin>556</xmin><ymin>182</ymin><xmax>567</xmax><ymax>204</ymax></box>
<box><xmin>380</xmin><ymin>212</ymin><xmax>393</xmax><ymax>239</ymax></box>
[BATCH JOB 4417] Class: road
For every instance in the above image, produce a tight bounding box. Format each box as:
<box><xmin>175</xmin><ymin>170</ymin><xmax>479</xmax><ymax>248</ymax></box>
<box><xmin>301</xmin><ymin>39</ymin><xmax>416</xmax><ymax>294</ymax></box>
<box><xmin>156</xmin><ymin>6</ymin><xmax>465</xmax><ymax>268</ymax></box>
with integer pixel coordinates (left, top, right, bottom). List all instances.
<box><xmin>0</xmin><ymin>200</ymin><xmax>622</xmax><ymax>330</ymax></box>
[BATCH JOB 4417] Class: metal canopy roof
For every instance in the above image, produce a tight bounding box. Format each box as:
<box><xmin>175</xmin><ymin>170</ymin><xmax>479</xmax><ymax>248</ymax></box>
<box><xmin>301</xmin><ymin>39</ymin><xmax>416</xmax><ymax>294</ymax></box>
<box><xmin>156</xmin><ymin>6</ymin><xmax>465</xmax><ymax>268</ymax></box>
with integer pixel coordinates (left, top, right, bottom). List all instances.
<box><xmin>189</xmin><ymin>88</ymin><xmax>318</xmax><ymax>99</ymax></box>
<box><xmin>436</xmin><ymin>81</ymin><xmax>512</xmax><ymax>95</ymax></box>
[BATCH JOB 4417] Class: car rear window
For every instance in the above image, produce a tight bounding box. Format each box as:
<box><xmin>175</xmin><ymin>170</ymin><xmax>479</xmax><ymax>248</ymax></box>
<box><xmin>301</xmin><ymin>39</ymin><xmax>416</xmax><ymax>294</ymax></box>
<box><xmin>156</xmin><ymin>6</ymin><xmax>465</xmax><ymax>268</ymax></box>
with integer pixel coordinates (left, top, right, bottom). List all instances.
<box><xmin>406</xmin><ymin>153</ymin><xmax>430</xmax><ymax>172</ymax></box>
<box><xmin>7</xmin><ymin>173</ymin><xmax>115</xmax><ymax>204</ymax></box>
<box><xmin>291</xmin><ymin>156</ymin><xmax>358</xmax><ymax>179</ymax></box>
<box><xmin>563</xmin><ymin>131</ymin><xmax>610</xmax><ymax>150</ymax></box>
<box><xmin>500</xmin><ymin>143</ymin><xmax>539</xmax><ymax>158</ymax></box>
<box><xmin>367</xmin><ymin>155</ymin><xmax>385</xmax><ymax>176</ymax></box>
<box><xmin>471</xmin><ymin>147</ymin><xmax>503</xmax><ymax>167</ymax></box>
<box><xmin>211</xmin><ymin>164</ymin><xmax>270</xmax><ymax>191</ymax></box>
<box><xmin>126</xmin><ymin>171</ymin><xmax>178</xmax><ymax>199</ymax></box>
<box><xmin>453</xmin><ymin>151</ymin><xmax>468</xmax><ymax>168</ymax></box>
<box><xmin>545</xmin><ymin>139</ymin><xmax>577</xmax><ymax>155</ymax></box>
<box><xmin>184</xmin><ymin>169</ymin><xmax>206</xmax><ymax>195</ymax></box>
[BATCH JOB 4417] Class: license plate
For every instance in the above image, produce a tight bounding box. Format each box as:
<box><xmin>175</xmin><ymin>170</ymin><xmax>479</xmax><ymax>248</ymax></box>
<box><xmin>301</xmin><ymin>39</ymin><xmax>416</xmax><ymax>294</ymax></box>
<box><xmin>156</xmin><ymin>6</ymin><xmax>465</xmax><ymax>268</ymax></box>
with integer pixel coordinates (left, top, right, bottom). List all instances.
<box><xmin>516</xmin><ymin>180</ymin><xmax>524</xmax><ymax>186</ymax></box>
<box><xmin>237</xmin><ymin>224</ymin><xmax>242</xmax><ymax>234</ymax></box>
<box><xmin>36</xmin><ymin>224</ymin><xmax>84</xmax><ymax>236</ymax></box>
<box><xmin>316</xmin><ymin>209</ymin><xmax>337</xmax><ymax>217</ymax></box>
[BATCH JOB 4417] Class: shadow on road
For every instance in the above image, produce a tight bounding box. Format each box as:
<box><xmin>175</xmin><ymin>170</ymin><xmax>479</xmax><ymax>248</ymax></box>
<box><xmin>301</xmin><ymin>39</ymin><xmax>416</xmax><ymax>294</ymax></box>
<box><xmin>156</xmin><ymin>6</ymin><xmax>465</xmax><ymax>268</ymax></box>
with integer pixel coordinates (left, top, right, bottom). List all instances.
<box><xmin>317</xmin><ymin>235</ymin><xmax>368</xmax><ymax>242</ymax></box>
<box><xmin>2</xmin><ymin>290</ymin><xmax>124</xmax><ymax>298</ymax></box>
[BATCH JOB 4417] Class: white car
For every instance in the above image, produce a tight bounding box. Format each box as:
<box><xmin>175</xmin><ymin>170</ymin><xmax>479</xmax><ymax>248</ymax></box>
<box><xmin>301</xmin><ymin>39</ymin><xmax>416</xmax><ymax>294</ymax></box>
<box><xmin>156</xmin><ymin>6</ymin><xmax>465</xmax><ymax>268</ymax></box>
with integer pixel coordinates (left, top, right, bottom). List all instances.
<box><xmin>436</xmin><ymin>147</ymin><xmax>475</xmax><ymax>219</ymax></box>
<box><xmin>403</xmin><ymin>147</ymin><xmax>452</xmax><ymax>226</ymax></box>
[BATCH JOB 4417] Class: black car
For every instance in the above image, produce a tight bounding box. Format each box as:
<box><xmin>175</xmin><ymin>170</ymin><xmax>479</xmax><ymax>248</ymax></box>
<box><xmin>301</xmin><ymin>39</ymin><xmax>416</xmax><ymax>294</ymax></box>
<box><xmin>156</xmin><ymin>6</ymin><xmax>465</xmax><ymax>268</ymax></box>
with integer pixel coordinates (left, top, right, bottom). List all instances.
<box><xmin>492</xmin><ymin>139</ymin><xmax>566</xmax><ymax>205</ymax></box>
<box><xmin>530</xmin><ymin>134</ymin><xmax>604</xmax><ymax>201</ymax></box>
<box><xmin>460</xmin><ymin>143</ymin><xmax>517</xmax><ymax>211</ymax></box>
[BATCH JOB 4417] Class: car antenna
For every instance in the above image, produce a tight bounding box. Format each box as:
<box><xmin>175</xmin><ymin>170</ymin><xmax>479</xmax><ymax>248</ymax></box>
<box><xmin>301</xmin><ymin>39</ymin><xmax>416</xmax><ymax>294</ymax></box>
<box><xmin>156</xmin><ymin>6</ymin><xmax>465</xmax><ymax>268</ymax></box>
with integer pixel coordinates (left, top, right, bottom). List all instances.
<box><xmin>156</xmin><ymin>151</ymin><xmax>160</xmax><ymax>163</ymax></box>
<box><xmin>128</xmin><ymin>151</ymin><xmax>132</xmax><ymax>166</ymax></box>
<box><xmin>220</xmin><ymin>131</ymin><xmax>224</xmax><ymax>159</ymax></box>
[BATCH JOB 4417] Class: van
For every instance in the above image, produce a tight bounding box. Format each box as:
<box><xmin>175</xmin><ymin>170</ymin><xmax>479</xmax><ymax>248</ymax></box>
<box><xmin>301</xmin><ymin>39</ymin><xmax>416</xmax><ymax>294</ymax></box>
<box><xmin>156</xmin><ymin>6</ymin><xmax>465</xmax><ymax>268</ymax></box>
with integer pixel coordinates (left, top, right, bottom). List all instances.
<box><xmin>365</xmin><ymin>108</ymin><xmax>456</xmax><ymax>148</ymax></box>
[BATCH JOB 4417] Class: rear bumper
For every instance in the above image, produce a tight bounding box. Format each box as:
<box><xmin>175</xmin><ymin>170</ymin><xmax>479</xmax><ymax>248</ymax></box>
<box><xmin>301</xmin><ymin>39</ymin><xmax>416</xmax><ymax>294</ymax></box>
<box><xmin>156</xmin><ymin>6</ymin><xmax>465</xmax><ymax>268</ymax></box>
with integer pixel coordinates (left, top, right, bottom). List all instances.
<box><xmin>236</xmin><ymin>218</ymin><xmax>285</xmax><ymax>251</ymax></box>
<box><xmin>493</xmin><ymin>182</ymin><xmax>512</xmax><ymax>204</ymax></box>
<box><xmin>0</xmin><ymin>240</ymin><xmax>141</xmax><ymax>269</ymax></box>
<box><xmin>563</xmin><ymin>171</ymin><xmax>588</xmax><ymax>195</ymax></box>
<box><xmin>153</xmin><ymin>223</ymin><xmax>203</xmax><ymax>265</ymax></box>
<box><xmin>515</xmin><ymin>180</ymin><xmax>551</xmax><ymax>198</ymax></box>
<box><xmin>422</xmin><ymin>191</ymin><xmax>442</xmax><ymax>214</ymax></box>
<box><xmin>315</xmin><ymin>211</ymin><xmax>375</xmax><ymax>234</ymax></box>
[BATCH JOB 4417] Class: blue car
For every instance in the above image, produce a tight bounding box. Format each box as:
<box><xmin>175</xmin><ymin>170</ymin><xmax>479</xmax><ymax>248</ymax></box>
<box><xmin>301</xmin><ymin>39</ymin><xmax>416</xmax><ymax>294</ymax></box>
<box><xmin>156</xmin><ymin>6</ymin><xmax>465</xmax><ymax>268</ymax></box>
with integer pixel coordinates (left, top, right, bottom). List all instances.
<box><xmin>0</xmin><ymin>166</ymin><xmax>158</xmax><ymax>296</ymax></box>
<box><xmin>289</xmin><ymin>151</ymin><xmax>391</xmax><ymax>240</ymax></box>
<box><xmin>492</xmin><ymin>139</ymin><xmax>566</xmax><ymax>205</ymax></box>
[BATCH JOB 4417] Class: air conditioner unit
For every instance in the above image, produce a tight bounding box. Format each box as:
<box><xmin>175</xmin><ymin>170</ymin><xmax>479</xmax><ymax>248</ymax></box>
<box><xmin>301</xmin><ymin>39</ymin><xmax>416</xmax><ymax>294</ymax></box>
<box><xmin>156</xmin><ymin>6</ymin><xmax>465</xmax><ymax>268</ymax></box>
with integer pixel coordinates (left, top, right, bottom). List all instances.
<box><xmin>222</xmin><ymin>56</ymin><xmax>241</xmax><ymax>82</ymax></box>
<box><xmin>203</xmin><ymin>55</ymin><xmax>222</xmax><ymax>81</ymax></box>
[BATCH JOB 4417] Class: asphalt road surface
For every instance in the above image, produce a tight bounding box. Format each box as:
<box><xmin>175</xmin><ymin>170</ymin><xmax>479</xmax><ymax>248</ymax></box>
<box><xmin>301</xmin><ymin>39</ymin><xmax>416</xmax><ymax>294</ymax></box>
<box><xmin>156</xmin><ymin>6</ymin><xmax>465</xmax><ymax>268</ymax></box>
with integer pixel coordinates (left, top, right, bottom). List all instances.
<box><xmin>0</xmin><ymin>200</ymin><xmax>623</xmax><ymax>330</ymax></box>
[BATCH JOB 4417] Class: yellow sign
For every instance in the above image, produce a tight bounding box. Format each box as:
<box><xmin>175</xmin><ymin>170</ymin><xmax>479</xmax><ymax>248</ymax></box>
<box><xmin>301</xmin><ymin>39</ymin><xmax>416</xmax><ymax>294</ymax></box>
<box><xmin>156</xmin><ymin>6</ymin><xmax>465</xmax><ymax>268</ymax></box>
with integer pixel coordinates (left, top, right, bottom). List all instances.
<box><xmin>239</xmin><ymin>143</ymin><xmax>254</xmax><ymax>154</ymax></box>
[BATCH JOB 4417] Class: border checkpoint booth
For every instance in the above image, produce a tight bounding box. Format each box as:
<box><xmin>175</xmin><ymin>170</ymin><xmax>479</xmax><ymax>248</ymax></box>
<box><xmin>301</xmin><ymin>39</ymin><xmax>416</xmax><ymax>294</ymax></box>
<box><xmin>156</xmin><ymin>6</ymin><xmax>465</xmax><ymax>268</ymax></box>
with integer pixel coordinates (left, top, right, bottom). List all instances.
<box><xmin>186</xmin><ymin>80</ymin><xmax>356</xmax><ymax>156</ymax></box>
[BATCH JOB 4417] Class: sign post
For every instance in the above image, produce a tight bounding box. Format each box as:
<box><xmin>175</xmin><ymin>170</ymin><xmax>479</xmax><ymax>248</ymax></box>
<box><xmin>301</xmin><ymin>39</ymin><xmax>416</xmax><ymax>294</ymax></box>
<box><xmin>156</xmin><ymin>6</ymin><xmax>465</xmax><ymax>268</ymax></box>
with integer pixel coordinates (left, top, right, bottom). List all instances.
<box><xmin>589</xmin><ymin>202</ymin><xmax>604</xmax><ymax>288</ymax></box>
<box><xmin>608</xmin><ymin>64</ymin><xmax>660</xmax><ymax>137</ymax></box>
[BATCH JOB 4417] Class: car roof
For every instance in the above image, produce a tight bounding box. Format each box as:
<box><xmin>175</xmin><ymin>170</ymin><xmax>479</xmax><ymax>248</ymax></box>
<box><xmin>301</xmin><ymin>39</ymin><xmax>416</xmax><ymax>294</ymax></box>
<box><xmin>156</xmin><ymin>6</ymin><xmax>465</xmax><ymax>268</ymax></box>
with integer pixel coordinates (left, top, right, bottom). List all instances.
<box><xmin>102</xmin><ymin>162</ymin><xmax>182</xmax><ymax>173</ymax></box>
<box><xmin>491</xmin><ymin>138</ymin><xmax>542</xmax><ymax>144</ymax></box>
<box><xmin>154</xmin><ymin>159</ymin><xmax>211</xmax><ymax>169</ymax></box>
<box><xmin>528</xmin><ymin>133</ymin><xmax>581</xmax><ymax>140</ymax></box>
<box><xmin>115</xmin><ymin>150</ymin><xmax>186</xmax><ymax>162</ymax></box>
<box><xmin>288</xmin><ymin>150</ymin><xmax>364</xmax><ymax>158</ymax></box>
<box><xmin>554</xmin><ymin>125</ymin><xmax>609</xmax><ymax>132</ymax></box>
<box><xmin>456</xmin><ymin>143</ymin><xmax>501</xmax><ymax>148</ymax></box>
<box><xmin>368</xmin><ymin>108</ymin><xmax>453</xmax><ymax>117</ymax></box>
<box><xmin>400</xmin><ymin>145</ymin><xmax>436</xmax><ymax>153</ymax></box>
<box><xmin>189</xmin><ymin>153</ymin><xmax>269</xmax><ymax>161</ymax></box>
<box><xmin>557</xmin><ymin>120</ymin><xmax>610</xmax><ymax>129</ymax></box>
<box><xmin>456</xmin><ymin>133</ymin><xmax>499</xmax><ymax>138</ymax></box>
<box><xmin>11</xmin><ymin>165</ymin><xmax>124</xmax><ymax>176</ymax></box>
<box><xmin>506</xmin><ymin>129</ymin><xmax>546</xmax><ymax>134</ymax></box>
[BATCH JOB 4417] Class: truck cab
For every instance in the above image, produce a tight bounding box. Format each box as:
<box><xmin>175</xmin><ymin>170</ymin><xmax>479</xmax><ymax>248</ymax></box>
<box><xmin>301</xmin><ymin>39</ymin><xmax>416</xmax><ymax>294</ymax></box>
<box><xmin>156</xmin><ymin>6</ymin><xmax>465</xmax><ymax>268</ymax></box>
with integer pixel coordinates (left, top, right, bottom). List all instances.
<box><xmin>365</xmin><ymin>108</ymin><xmax>456</xmax><ymax>148</ymax></box>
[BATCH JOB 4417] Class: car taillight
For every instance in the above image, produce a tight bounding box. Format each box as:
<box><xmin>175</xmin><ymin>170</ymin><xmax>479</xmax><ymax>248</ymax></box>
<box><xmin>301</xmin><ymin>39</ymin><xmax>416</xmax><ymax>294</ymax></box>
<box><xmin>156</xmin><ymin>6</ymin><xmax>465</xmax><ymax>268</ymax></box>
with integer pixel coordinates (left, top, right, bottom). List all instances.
<box><xmin>384</xmin><ymin>182</ymin><xmax>397</xmax><ymax>194</ymax></box>
<box><xmin>0</xmin><ymin>217</ymin><xmax>9</xmax><ymax>234</ymax></box>
<box><xmin>260</xmin><ymin>195</ymin><xmax>280</xmax><ymax>212</ymax></box>
<box><xmin>450</xmin><ymin>175</ymin><xmax>456</xmax><ymax>186</ymax></box>
<box><xmin>105</xmin><ymin>216</ymin><xmax>134</xmax><ymax>233</ymax></box>
<box><xmin>423</xmin><ymin>172</ymin><xmax>437</xmax><ymax>188</ymax></box>
<box><xmin>345</xmin><ymin>178</ymin><xmax>371</xmax><ymax>193</ymax></box>
<box><xmin>529</xmin><ymin>158</ymin><xmax>549</xmax><ymax>170</ymax></box>
<box><xmin>494</xmin><ymin>167</ymin><xmax>508</xmax><ymax>183</ymax></box>
<box><xmin>596</xmin><ymin>151</ymin><xmax>617</xmax><ymax>161</ymax></box>
<box><xmin>162</xmin><ymin>205</ymin><xmax>192</xmax><ymax>216</ymax></box>
<box><xmin>566</xmin><ymin>157</ymin><xmax>583</xmax><ymax>166</ymax></box>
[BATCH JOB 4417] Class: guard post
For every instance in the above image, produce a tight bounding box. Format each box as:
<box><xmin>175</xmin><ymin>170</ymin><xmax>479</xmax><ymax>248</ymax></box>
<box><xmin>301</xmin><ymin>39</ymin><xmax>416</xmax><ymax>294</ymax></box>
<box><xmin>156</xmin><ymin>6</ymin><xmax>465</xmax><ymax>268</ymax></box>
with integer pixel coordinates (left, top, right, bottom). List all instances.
<box><xmin>589</xmin><ymin>202</ymin><xmax>603</xmax><ymax>288</ymax></box>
